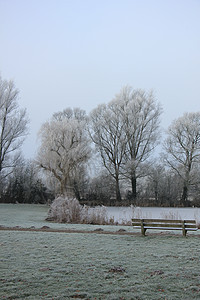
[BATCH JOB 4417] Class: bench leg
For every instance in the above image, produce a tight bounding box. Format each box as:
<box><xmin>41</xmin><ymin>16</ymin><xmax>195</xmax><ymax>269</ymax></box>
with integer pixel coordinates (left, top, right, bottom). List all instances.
<box><xmin>182</xmin><ymin>221</ymin><xmax>187</xmax><ymax>236</ymax></box>
<box><xmin>141</xmin><ymin>220</ymin><xmax>146</xmax><ymax>236</ymax></box>
<box><xmin>182</xmin><ymin>229</ymin><xmax>187</xmax><ymax>236</ymax></box>
<box><xmin>141</xmin><ymin>228</ymin><xmax>147</xmax><ymax>236</ymax></box>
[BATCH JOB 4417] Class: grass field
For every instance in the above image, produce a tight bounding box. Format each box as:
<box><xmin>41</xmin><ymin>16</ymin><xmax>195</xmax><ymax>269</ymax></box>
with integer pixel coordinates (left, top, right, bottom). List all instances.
<box><xmin>0</xmin><ymin>204</ymin><xmax>200</xmax><ymax>299</ymax></box>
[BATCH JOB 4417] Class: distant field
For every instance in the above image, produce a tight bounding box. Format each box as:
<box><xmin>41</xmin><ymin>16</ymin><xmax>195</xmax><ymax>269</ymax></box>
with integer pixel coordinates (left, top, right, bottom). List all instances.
<box><xmin>0</xmin><ymin>204</ymin><xmax>200</xmax><ymax>299</ymax></box>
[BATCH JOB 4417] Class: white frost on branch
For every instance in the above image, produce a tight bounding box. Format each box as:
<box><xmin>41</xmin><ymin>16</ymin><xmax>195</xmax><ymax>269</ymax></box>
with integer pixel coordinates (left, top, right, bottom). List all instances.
<box><xmin>0</xmin><ymin>76</ymin><xmax>29</xmax><ymax>178</ymax></box>
<box><xmin>36</xmin><ymin>108</ymin><xmax>91</xmax><ymax>195</ymax></box>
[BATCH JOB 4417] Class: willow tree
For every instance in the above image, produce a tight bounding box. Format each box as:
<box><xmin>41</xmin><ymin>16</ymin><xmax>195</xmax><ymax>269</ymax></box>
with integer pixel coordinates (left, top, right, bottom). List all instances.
<box><xmin>163</xmin><ymin>112</ymin><xmax>200</xmax><ymax>206</ymax></box>
<box><xmin>36</xmin><ymin>108</ymin><xmax>91</xmax><ymax>197</ymax></box>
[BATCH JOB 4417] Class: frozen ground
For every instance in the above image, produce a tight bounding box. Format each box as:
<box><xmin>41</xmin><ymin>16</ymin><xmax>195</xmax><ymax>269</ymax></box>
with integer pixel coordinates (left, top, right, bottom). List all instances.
<box><xmin>1</xmin><ymin>229</ymin><xmax>200</xmax><ymax>299</ymax></box>
<box><xmin>0</xmin><ymin>204</ymin><xmax>200</xmax><ymax>299</ymax></box>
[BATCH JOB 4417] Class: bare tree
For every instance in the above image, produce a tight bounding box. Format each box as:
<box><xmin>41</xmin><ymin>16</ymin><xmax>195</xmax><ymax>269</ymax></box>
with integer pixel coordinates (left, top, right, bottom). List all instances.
<box><xmin>36</xmin><ymin>108</ymin><xmax>91</xmax><ymax>196</ymax></box>
<box><xmin>163</xmin><ymin>112</ymin><xmax>200</xmax><ymax>206</ymax></box>
<box><xmin>0</xmin><ymin>75</ymin><xmax>29</xmax><ymax>179</ymax></box>
<box><xmin>89</xmin><ymin>101</ymin><xmax>126</xmax><ymax>202</ymax></box>
<box><xmin>116</xmin><ymin>87</ymin><xmax>162</xmax><ymax>200</ymax></box>
<box><xmin>89</xmin><ymin>87</ymin><xmax>162</xmax><ymax>203</ymax></box>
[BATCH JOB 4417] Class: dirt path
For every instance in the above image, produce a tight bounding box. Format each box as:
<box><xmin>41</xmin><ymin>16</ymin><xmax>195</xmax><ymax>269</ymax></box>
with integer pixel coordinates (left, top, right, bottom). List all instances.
<box><xmin>0</xmin><ymin>225</ymin><xmax>135</xmax><ymax>235</ymax></box>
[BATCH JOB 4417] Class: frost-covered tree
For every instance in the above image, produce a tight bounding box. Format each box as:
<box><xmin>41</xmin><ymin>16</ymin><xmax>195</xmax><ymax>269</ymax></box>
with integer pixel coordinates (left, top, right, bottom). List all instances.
<box><xmin>117</xmin><ymin>87</ymin><xmax>162</xmax><ymax>200</ymax></box>
<box><xmin>0</xmin><ymin>75</ymin><xmax>29</xmax><ymax>179</ymax></box>
<box><xmin>36</xmin><ymin>108</ymin><xmax>91</xmax><ymax>196</ymax></box>
<box><xmin>4</xmin><ymin>159</ymin><xmax>50</xmax><ymax>204</ymax></box>
<box><xmin>89</xmin><ymin>101</ymin><xmax>126</xmax><ymax>202</ymax></box>
<box><xmin>89</xmin><ymin>87</ymin><xmax>161</xmax><ymax>202</ymax></box>
<box><xmin>85</xmin><ymin>171</ymin><xmax>116</xmax><ymax>205</ymax></box>
<box><xmin>163</xmin><ymin>112</ymin><xmax>200</xmax><ymax>206</ymax></box>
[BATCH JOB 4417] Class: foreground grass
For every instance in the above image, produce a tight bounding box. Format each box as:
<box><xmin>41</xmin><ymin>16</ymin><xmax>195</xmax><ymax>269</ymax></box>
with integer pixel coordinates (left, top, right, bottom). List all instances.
<box><xmin>1</xmin><ymin>230</ymin><xmax>200</xmax><ymax>299</ymax></box>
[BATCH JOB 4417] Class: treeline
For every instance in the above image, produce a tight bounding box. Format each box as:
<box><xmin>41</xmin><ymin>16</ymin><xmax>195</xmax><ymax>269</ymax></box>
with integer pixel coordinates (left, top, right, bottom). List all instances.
<box><xmin>1</xmin><ymin>76</ymin><xmax>200</xmax><ymax>207</ymax></box>
<box><xmin>0</xmin><ymin>160</ymin><xmax>53</xmax><ymax>204</ymax></box>
<box><xmin>1</xmin><ymin>160</ymin><xmax>200</xmax><ymax>207</ymax></box>
<box><xmin>81</xmin><ymin>165</ymin><xmax>200</xmax><ymax>207</ymax></box>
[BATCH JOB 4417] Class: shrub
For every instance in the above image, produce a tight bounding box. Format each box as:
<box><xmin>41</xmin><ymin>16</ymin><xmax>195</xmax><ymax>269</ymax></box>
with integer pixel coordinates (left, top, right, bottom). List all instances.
<box><xmin>46</xmin><ymin>196</ymin><xmax>108</xmax><ymax>224</ymax></box>
<box><xmin>84</xmin><ymin>206</ymin><xmax>108</xmax><ymax>225</ymax></box>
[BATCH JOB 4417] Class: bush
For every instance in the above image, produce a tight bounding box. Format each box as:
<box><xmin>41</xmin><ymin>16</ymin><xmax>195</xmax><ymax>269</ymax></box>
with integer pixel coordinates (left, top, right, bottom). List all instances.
<box><xmin>46</xmin><ymin>196</ymin><xmax>108</xmax><ymax>225</ymax></box>
<box><xmin>85</xmin><ymin>206</ymin><xmax>108</xmax><ymax>225</ymax></box>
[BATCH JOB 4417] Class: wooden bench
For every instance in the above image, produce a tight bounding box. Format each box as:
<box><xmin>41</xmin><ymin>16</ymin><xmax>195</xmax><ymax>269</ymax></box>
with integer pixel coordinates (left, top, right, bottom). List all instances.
<box><xmin>132</xmin><ymin>218</ymin><xmax>198</xmax><ymax>236</ymax></box>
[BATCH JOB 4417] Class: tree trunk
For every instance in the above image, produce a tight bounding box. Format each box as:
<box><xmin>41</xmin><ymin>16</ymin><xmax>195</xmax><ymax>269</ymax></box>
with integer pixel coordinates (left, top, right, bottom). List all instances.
<box><xmin>60</xmin><ymin>177</ymin><xmax>68</xmax><ymax>196</ymax></box>
<box><xmin>131</xmin><ymin>174</ymin><xmax>137</xmax><ymax>200</ymax></box>
<box><xmin>60</xmin><ymin>181</ymin><xmax>65</xmax><ymax>196</ymax></box>
<box><xmin>115</xmin><ymin>176</ymin><xmax>121</xmax><ymax>203</ymax></box>
<box><xmin>73</xmin><ymin>180</ymin><xmax>81</xmax><ymax>201</ymax></box>
<box><xmin>154</xmin><ymin>181</ymin><xmax>159</xmax><ymax>205</ymax></box>
<box><xmin>181</xmin><ymin>184</ymin><xmax>188</xmax><ymax>207</ymax></box>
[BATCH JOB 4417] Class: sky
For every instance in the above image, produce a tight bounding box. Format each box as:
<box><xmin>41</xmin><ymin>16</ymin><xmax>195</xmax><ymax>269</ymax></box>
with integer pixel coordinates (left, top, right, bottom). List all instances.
<box><xmin>0</xmin><ymin>0</ymin><xmax>200</xmax><ymax>159</ymax></box>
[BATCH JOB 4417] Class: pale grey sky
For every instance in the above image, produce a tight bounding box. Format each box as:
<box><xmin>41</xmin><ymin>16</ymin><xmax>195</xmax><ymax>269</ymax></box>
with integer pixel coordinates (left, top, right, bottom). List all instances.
<box><xmin>0</xmin><ymin>0</ymin><xmax>200</xmax><ymax>158</ymax></box>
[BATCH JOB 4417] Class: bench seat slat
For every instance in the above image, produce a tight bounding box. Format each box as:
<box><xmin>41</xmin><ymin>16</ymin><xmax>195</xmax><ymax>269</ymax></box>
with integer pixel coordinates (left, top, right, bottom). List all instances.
<box><xmin>131</xmin><ymin>226</ymin><xmax>197</xmax><ymax>231</ymax></box>
<box><xmin>143</xmin><ymin>226</ymin><xmax>197</xmax><ymax>231</ymax></box>
<box><xmin>141</xmin><ymin>223</ymin><xmax>196</xmax><ymax>229</ymax></box>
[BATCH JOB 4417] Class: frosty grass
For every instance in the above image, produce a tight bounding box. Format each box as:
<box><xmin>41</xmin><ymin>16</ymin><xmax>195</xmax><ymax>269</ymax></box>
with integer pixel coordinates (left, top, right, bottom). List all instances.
<box><xmin>0</xmin><ymin>204</ymin><xmax>200</xmax><ymax>299</ymax></box>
